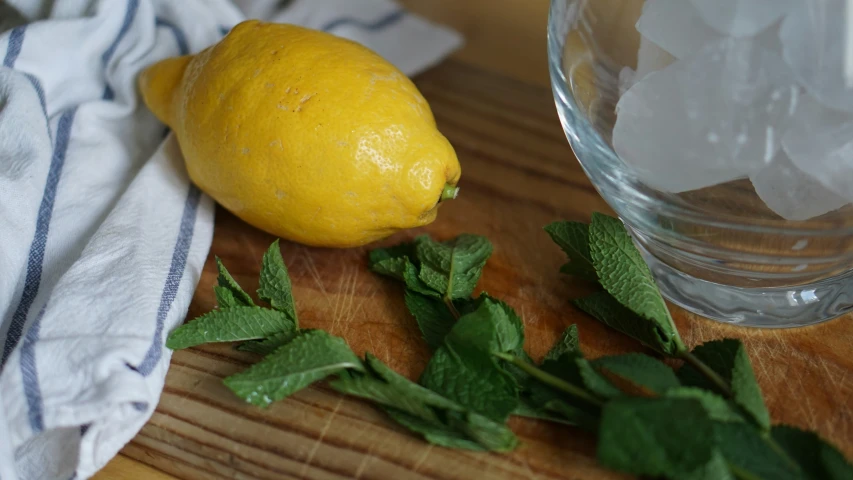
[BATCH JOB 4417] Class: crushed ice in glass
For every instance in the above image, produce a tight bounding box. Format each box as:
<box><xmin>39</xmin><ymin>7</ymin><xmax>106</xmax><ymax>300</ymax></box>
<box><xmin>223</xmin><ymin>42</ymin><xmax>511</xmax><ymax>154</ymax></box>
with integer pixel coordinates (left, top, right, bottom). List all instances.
<box><xmin>613</xmin><ymin>0</ymin><xmax>853</xmax><ymax>218</ymax></box>
<box><xmin>782</xmin><ymin>94</ymin><xmax>853</xmax><ymax>202</ymax></box>
<box><xmin>613</xmin><ymin>38</ymin><xmax>797</xmax><ymax>193</ymax></box>
<box><xmin>750</xmin><ymin>152</ymin><xmax>848</xmax><ymax>221</ymax></box>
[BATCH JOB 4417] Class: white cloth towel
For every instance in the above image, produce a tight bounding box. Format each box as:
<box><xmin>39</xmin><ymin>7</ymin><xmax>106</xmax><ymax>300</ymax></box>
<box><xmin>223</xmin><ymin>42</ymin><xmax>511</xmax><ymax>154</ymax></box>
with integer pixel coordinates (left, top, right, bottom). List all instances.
<box><xmin>0</xmin><ymin>1</ymin><xmax>462</xmax><ymax>478</ymax></box>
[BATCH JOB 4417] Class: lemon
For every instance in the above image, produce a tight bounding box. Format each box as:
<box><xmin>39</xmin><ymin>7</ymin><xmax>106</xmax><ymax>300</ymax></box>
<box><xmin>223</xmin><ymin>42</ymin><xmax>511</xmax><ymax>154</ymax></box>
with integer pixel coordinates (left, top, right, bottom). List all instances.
<box><xmin>138</xmin><ymin>20</ymin><xmax>460</xmax><ymax>247</ymax></box>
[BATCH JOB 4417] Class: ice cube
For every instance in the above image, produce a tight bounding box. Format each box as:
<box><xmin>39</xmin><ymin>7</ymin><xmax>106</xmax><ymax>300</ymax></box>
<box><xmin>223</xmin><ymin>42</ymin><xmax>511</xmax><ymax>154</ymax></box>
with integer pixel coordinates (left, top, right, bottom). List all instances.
<box><xmin>613</xmin><ymin>38</ymin><xmax>798</xmax><ymax>193</ymax></box>
<box><xmin>637</xmin><ymin>0</ymin><xmax>721</xmax><ymax>59</ymax></box>
<box><xmin>751</xmin><ymin>152</ymin><xmax>848</xmax><ymax>221</ymax></box>
<box><xmin>780</xmin><ymin>0</ymin><xmax>853</xmax><ymax>112</ymax></box>
<box><xmin>635</xmin><ymin>35</ymin><xmax>676</xmax><ymax>83</ymax></box>
<box><xmin>689</xmin><ymin>0</ymin><xmax>791</xmax><ymax>37</ymax></box>
<box><xmin>620</xmin><ymin>36</ymin><xmax>676</xmax><ymax>94</ymax></box>
<box><xmin>782</xmin><ymin>95</ymin><xmax>853</xmax><ymax>202</ymax></box>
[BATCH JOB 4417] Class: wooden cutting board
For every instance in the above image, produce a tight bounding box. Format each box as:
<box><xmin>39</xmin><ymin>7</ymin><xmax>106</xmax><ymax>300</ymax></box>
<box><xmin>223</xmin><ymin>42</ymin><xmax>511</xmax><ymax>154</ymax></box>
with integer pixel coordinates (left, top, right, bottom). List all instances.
<box><xmin>108</xmin><ymin>60</ymin><xmax>853</xmax><ymax>480</ymax></box>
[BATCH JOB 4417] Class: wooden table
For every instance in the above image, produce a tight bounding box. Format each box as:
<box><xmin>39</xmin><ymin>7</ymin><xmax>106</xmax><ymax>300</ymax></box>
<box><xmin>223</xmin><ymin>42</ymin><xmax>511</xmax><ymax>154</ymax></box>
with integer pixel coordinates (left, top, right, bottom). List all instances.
<box><xmin>94</xmin><ymin>1</ymin><xmax>853</xmax><ymax>478</ymax></box>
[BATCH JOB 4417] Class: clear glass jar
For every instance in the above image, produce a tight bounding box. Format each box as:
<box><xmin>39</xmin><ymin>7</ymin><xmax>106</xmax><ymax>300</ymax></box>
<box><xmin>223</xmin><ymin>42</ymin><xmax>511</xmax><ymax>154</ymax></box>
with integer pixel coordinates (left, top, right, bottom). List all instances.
<box><xmin>549</xmin><ymin>0</ymin><xmax>853</xmax><ymax>327</ymax></box>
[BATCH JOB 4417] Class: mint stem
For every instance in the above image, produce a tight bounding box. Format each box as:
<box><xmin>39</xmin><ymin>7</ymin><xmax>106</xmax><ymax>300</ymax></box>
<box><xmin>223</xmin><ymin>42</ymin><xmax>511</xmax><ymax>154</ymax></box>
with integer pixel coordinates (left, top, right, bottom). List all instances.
<box><xmin>679</xmin><ymin>351</ymin><xmax>733</xmax><ymax>398</ymax></box>
<box><xmin>444</xmin><ymin>296</ymin><xmax>461</xmax><ymax>320</ymax></box>
<box><xmin>494</xmin><ymin>353</ymin><xmax>604</xmax><ymax>408</ymax></box>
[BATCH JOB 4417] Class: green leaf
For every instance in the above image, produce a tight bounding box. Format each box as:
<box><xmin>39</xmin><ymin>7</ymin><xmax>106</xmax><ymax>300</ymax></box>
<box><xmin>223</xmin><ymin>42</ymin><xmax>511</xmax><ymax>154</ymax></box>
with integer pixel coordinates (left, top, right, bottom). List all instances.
<box><xmin>597</xmin><ymin>397</ymin><xmax>717</xmax><ymax>478</ymax></box>
<box><xmin>383</xmin><ymin>409</ymin><xmax>486</xmax><ymax>451</ymax></box>
<box><xmin>511</xmin><ymin>397</ymin><xmax>578</xmax><ymax>426</ymax></box>
<box><xmin>236</xmin><ymin>330</ymin><xmax>299</xmax><ymax>356</ymax></box>
<box><xmin>420</xmin><ymin>298</ymin><xmax>519</xmax><ymax>422</ymax></box>
<box><xmin>454</xmin><ymin>411</ymin><xmax>519</xmax><ymax>452</ymax></box>
<box><xmin>545</xmin><ymin>325</ymin><xmax>581</xmax><ymax>361</ymax></box>
<box><xmin>330</xmin><ymin>353</ymin><xmax>460</xmax><ymax>422</ymax></box>
<box><xmin>370</xmin><ymin>247</ymin><xmax>438</xmax><ymax>297</ymax></box>
<box><xmin>771</xmin><ymin>425</ymin><xmax>853</xmax><ymax>480</ymax></box>
<box><xmin>478</xmin><ymin>294</ymin><xmax>525</xmax><ymax>354</ymax></box>
<box><xmin>714</xmin><ymin>422</ymin><xmax>804</xmax><ymax>480</ymax></box>
<box><xmin>587</xmin><ymin>213</ymin><xmax>685</xmax><ymax>354</ymax></box>
<box><xmin>215</xmin><ymin>257</ymin><xmax>254</xmax><ymax>307</ymax></box>
<box><xmin>214</xmin><ymin>286</ymin><xmax>240</xmax><ymax>309</ymax></box>
<box><xmin>574</xmin><ymin>291</ymin><xmax>682</xmax><ymax>356</ymax></box>
<box><xmin>678</xmin><ymin>339</ymin><xmax>770</xmax><ymax>430</ymax></box>
<box><xmin>592</xmin><ymin>353</ymin><xmax>681</xmax><ymax>395</ymax></box>
<box><xmin>522</xmin><ymin>382</ymin><xmax>600</xmax><ymax>431</ymax></box>
<box><xmin>404</xmin><ymin>290</ymin><xmax>456</xmax><ymax>350</ymax></box>
<box><xmin>682</xmin><ymin>451</ymin><xmax>736</xmax><ymax>480</ymax></box>
<box><xmin>664</xmin><ymin>387</ymin><xmax>745</xmax><ymax>423</ymax></box>
<box><xmin>544</xmin><ymin>221</ymin><xmax>598</xmax><ymax>282</ymax></box>
<box><xmin>420</xmin><ymin>345</ymin><xmax>517</xmax><ymax>422</ymax></box>
<box><xmin>166</xmin><ymin>306</ymin><xmax>294</xmax><ymax>350</ymax></box>
<box><xmin>224</xmin><ymin>330</ymin><xmax>363</xmax><ymax>407</ymax></box>
<box><xmin>415</xmin><ymin>234</ymin><xmax>493</xmax><ymax>300</ymax></box>
<box><xmin>333</xmin><ymin>355</ymin><xmax>517</xmax><ymax>452</ymax></box>
<box><xmin>257</xmin><ymin>240</ymin><xmax>298</xmax><ymax>325</ymax></box>
<box><xmin>577</xmin><ymin>359</ymin><xmax>622</xmax><ymax>399</ymax></box>
<box><xmin>369</xmin><ymin>242</ymin><xmax>417</xmax><ymax>268</ymax></box>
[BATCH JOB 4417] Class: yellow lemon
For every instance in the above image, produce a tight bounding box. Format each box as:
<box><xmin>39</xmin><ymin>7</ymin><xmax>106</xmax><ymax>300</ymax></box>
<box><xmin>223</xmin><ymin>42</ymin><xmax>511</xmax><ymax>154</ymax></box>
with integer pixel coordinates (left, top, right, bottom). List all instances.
<box><xmin>139</xmin><ymin>20</ymin><xmax>460</xmax><ymax>247</ymax></box>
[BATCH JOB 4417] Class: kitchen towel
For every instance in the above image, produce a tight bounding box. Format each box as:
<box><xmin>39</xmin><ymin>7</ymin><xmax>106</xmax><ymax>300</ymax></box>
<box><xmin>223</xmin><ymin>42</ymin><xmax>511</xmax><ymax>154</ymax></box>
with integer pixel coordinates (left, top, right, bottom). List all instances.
<box><xmin>0</xmin><ymin>1</ymin><xmax>462</xmax><ymax>478</ymax></box>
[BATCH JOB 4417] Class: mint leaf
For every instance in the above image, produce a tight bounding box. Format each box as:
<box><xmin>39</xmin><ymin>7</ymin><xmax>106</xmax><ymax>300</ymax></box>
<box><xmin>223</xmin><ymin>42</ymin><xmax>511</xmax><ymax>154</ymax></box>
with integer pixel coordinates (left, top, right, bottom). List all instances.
<box><xmin>771</xmin><ymin>425</ymin><xmax>853</xmax><ymax>480</ymax></box>
<box><xmin>472</xmin><ymin>294</ymin><xmax>524</xmax><ymax>354</ymax></box>
<box><xmin>415</xmin><ymin>234</ymin><xmax>493</xmax><ymax>300</ymax></box>
<box><xmin>678</xmin><ymin>339</ymin><xmax>770</xmax><ymax>430</ymax></box>
<box><xmin>523</xmin><ymin>382</ymin><xmax>600</xmax><ymax>431</ymax></box>
<box><xmin>592</xmin><ymin>353</ymin><xmax>680</xmax><ymax>395</ymax></box>
<box><xmin>214</xmin><ymin>286</ymin><xmax>240</xmax><ymax>309</ymax></box>
<box><xmin>166</xmin><ymin>306</ymin><xmax>294</xmax><ymax>350</ymax></box>
<box><xmin>369</xmin><ymin>243</ymin><xmax>438</xmax><ymax>297</ymax></box>
<box><xmin>454</xmin><ymin>411</ymin><xmax>519</xmax><ymax>452</ymax></box>
<box><xmin>384</xmin><ymin>409</ymin><xmax>486</xmax><ymax>450</ymax></box>
<box><xmin>404</xmin><ymin>291</ymin><xmax>456</xmax><ymax>350</ymax></box>
<box><xmin>236</xmin><ymin>330</ymin><xmax>298</xmax><ymax>356</ymax></box>
<box><xmin>215</xmin><ymin>257</ymin><xmax>254</xmax><ymax>307</ymax></box>
<box><xmin>587</xmin><ymin>213</ymin><xmax>685</xmax><ymax>354</ymax></box>
<box><xmin>420</xmin><ymin>345</ymin><xmax>517</xmax><ymax>422</ymax></box>
<box><xmin>683</xmin><ymin>451</ymin><xmax>736</xmax><ymax>480</ymax></box>
<box><xmin>598</xmin><ymin>397</ymin><xmax>717</xmax><ymax>478</ymax></box>
<box><xmin>544</xmin><ymin>221</ymin><xmax>598</xmax><ymax>282</ymax></box>
<box><xmin>577</xmin><ymin>359</ymin><xmax>622</xmax><ymax>399</ymax></box>
<box><xmin>545</xmin><ymin>325</ymin><xmax>581</xmax><ymax>361</ymax></box>
<box><xmin>397</xmin><ymin>409</ymin><xmax>519</xmax><ymax>452</ymax></box>
<box><xmin>574</xmin><ymin>291</ymin><xmax>682</xmax><ymax>356</ymax></box>
<box><xmin>333</xmin><ymin>355</ymin><xmax>517</xmax><ymax>452</ymax></box>
<box><xmin>420</xmin><ymin>298</ymin><xmax>519</xmax><ymax>422</ymax></box>
<box><xmin>664</xmin><ymin>387</ymin><xmax>745</xmax><ymax>423</ymax></box>
<box><xmin>512</xmin><ymin>398</ymin><xmax>578</xmax><ymax>426</ymax></box>
<box><xmin>224</xmin><ymin>330</ymin><xmax>363</xmax><ymax>407</ymax></box>
<box><xmin>257</xmin><ymin>240</ymin><xmax>297</xmax><ymax>325</ymax></box>
<box><xmin>331</xmin><ymin>353</ymin><xmax>460</xmax><ymax>422</ymax></box>
<box><xmin>714</xmin><ymin>422</ymin><xmax>803</xmax><ymax>480</ymax></box>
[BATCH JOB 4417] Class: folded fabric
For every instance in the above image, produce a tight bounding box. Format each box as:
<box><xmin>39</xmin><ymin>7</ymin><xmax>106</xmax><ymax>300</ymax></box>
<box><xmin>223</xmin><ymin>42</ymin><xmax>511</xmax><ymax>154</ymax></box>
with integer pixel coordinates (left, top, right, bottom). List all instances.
<box><xmin>0</xmin><ymin>1</ymin><xmax>462</xmax><ymax>478</ymax></box>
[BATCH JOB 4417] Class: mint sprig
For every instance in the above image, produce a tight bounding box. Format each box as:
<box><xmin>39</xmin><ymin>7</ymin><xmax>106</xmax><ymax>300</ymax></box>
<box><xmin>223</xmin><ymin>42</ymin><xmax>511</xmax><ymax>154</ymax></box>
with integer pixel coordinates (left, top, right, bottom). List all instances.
<box><xmin>162</xmin><ymin>215</ymin><xmax>853</xmax><ymax>479</ymax></box>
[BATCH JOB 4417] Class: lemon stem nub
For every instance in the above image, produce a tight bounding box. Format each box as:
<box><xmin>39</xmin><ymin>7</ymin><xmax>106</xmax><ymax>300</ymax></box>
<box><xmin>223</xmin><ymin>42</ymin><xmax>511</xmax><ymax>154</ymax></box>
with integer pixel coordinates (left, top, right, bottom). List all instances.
<box><xmin>440</xmin><ymin>183</ymin><xmax>459</xmax><ymax>202</ymax></box>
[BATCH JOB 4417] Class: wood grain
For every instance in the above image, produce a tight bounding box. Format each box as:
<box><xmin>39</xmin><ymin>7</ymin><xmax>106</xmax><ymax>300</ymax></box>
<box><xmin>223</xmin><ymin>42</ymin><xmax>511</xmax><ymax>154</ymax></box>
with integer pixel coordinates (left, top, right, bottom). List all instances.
<box><xmin>400</xmin><ymin>0</ymin><xmax>552</xmax><ymax>87</ymax></box>
<box><xmin>89</xmin><ymin>59</ymin><xmax>853</xmax><ymax>480</ymax></box>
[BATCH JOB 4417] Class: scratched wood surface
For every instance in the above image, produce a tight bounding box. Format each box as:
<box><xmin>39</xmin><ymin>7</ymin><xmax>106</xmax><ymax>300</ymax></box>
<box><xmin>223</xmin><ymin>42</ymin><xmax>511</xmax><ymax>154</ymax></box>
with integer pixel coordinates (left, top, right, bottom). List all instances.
<box><xmin>88</xmin><ymin>58</ymin><xmax>853</xmax><ymax>480</ymax></box>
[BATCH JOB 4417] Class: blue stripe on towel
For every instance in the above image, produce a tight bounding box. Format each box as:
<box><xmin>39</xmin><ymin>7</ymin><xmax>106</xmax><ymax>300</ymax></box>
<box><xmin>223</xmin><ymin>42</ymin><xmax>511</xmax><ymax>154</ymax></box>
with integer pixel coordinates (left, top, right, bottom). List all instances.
<box><xmin>21</xmin><ymin>305</ymin><xmax>46</xmax><ymax>431</ymax></box>
<box><xmin>1</xmin><ymin>107</ymin><xmax>78</xmax><ymax>370</ymax></box>
<box><xmin>135</xmin><ymin>185</ymin><xmax>202</xmax><ymax>376</ymax></box>
<box><xmin>321</xmin><ymin>10</ymin><xmax>406</xmax><ymax>33</ymax></box>
<box><xmin>3</xmin><ymin>26</ymin><xmax>25</xmax><ymax>67</ymax></box>
<box><xmin>155</xmin><ymin>17</ymin><xmax>190</xmax><ymax>55</ymax></box>
<box><xmin>102</xmin><ymin>0</ymin><xmax>140</xmax><ymax>101</ymax></box>
<box><xmin>9</xmin><ymin>0</ymin><xmax>141</xmax><ymax>436</ymax></box>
